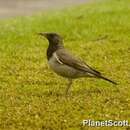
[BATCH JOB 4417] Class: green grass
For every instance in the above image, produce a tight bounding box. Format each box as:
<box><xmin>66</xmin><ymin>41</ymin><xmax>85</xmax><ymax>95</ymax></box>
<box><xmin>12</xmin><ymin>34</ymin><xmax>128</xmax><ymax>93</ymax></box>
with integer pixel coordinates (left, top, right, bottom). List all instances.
<box><xmin>0</xmin><ymin>0</ymin><xmax>130</xmax><ymax>130</ymax></box>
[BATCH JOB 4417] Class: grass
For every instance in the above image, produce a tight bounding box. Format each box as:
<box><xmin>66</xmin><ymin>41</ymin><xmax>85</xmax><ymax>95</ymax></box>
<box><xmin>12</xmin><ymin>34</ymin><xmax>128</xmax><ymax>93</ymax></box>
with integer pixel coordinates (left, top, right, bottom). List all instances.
<box><xmin>0</xmin><ymin>0</ymin><xmax>130</xmax><ymax>130</ymax></box>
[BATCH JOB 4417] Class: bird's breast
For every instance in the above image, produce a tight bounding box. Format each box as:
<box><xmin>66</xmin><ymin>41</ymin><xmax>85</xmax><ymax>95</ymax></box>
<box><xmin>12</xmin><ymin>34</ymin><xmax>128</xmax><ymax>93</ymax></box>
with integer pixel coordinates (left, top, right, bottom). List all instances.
<box><xmin>48</xmin><ymin>53</ymin><xmax>76</xmax><ymax>78</ymax></box>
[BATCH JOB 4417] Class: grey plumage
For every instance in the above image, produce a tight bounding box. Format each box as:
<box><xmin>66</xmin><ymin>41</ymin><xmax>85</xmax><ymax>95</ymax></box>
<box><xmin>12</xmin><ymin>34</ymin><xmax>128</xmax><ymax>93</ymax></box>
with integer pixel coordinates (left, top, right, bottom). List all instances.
<box><xmin>38</xmin><ymin>32</ymin><xmax>117</xmax><ymax>94</ymax></box>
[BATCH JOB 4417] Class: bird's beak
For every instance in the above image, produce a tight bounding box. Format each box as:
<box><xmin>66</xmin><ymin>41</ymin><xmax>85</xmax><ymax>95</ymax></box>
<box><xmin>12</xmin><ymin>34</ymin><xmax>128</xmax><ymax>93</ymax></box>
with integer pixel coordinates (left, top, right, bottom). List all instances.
<box><xmin>37</xmin><ymin>32</ymin><xmax>48</xmax><ymax>38</ymax></box>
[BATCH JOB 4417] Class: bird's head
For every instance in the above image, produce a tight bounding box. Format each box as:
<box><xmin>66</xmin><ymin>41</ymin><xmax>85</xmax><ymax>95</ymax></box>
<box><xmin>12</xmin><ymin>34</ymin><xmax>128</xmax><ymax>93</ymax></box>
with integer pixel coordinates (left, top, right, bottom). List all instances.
<box><xmin>38</xmin><ymin>32</ymin><xmax>63</xmax><ymax>45</ymax></box>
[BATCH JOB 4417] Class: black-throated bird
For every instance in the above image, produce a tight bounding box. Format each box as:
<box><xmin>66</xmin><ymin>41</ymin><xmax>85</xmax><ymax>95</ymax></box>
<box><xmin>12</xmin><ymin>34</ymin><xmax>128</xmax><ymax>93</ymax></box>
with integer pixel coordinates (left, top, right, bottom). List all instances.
<box><xmin>38</xmin><ymin>32</ymin><xmax>117</xmax><ymax>94</ymax></box>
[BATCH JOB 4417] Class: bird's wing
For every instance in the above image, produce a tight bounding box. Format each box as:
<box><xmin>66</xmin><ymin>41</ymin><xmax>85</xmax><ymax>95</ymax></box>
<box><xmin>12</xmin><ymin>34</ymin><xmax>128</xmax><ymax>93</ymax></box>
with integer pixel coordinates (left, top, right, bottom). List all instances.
<box><xmin>56</xmin><ymin>49</ymin><xmax>101</xmax><ymax>76</ymax></box>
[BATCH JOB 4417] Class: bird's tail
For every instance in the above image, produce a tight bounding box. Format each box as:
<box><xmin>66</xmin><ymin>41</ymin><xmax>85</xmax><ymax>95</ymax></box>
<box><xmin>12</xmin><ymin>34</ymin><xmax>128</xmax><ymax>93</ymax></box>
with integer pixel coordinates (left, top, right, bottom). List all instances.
<box><xmin>98</xmin><ymin>75</ymin><xmax>117</xmax><ymax>85</ymax></box>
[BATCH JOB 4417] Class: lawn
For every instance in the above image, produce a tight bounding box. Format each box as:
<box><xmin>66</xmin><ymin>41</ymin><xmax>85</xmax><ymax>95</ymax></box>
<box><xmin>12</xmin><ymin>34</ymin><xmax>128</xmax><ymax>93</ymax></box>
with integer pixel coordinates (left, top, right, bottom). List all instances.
<box><xmin>0</xmin><ymin>0</ymin><xmax>130</xmax><ymax>130</ymax></box>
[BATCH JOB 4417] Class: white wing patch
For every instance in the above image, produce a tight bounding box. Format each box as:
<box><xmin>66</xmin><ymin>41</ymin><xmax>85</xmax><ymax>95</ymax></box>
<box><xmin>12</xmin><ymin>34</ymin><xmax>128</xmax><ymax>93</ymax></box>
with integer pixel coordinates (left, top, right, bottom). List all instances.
<box><xmin>53</xmin><ymin>52</ymin><xmax>63</xmax><ymax>64</ymax></box>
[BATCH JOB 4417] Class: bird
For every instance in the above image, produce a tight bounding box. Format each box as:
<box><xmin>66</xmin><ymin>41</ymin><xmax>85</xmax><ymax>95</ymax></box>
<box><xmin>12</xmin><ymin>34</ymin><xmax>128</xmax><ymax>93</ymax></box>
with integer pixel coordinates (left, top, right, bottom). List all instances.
<box><xmin>38</xmin><ymin>32</ymin><xmax>117</xmax><ymax>95</ymax></box>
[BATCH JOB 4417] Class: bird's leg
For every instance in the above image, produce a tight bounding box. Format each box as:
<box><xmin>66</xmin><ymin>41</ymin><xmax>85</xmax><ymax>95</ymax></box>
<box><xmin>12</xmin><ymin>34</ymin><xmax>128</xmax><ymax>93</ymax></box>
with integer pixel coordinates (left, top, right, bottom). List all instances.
<box><xmin>65</xmin><ymin>79</ymin><xmax>73</xmax><ymax>95</ymax></box>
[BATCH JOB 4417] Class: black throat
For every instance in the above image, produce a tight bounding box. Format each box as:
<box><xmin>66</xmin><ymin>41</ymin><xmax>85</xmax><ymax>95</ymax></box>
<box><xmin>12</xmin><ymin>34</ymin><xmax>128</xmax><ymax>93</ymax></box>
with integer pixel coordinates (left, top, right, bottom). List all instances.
<box><xmin>47</xmin><ymin>42</ymin><xmax>63</xmax><ymax>60</ymax></box>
